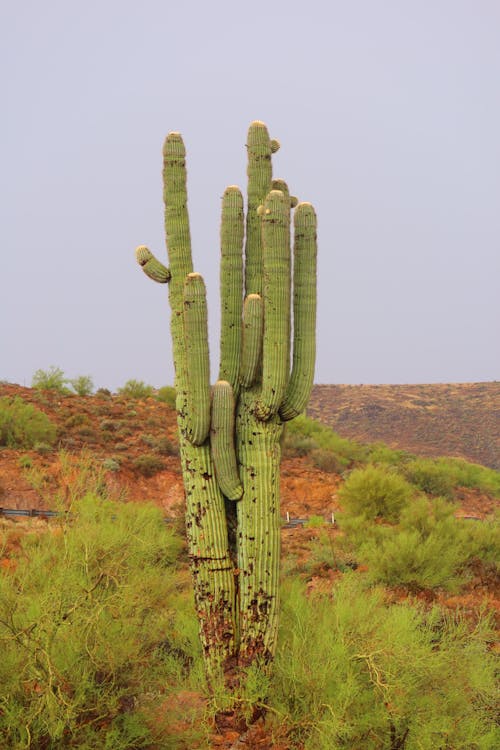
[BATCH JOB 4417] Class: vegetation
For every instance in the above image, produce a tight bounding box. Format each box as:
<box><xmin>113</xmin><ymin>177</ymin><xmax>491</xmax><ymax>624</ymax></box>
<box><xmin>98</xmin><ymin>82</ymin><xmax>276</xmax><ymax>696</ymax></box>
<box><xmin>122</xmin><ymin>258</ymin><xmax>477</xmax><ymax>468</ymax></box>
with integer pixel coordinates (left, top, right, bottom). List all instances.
<box><xmin>117</xmin><ymin>380</ymin><xmax>155</xmax><ymax>399</ymax></box>
<box><xmin>68</xmin><ymin>374</ymin><xmax>94</xmax><ymax>396</ymax></box>
<box><xmin>156</xmin><ymin>385</ymin><xmax>177</xmax><ymax>408</ymax></box>
<box><xmin>31</xmin><ymin>366</ymin><xmax>70</xmax><ymax>394</ymax></box>
<box><xmin>338</xmin><ymin>465</ymin><xmax>414</xmax><ymax>522</ymax></box>
<box><xmin>0</xmin><ymin>396</ymin><xmax>57</xmax><ymax>449</ymax></box>
<box><xmin>1</xmin><ymin>502</ymin><xmax>497</xmax><ymax>749</ymax></box>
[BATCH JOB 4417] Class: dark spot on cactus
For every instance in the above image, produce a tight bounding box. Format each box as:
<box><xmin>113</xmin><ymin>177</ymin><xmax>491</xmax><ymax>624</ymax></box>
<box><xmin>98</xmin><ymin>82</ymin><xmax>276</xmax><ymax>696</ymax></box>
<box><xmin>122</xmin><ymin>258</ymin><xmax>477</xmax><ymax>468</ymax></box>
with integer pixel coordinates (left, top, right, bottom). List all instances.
<box><xmin>202</xmin><ymin>471</ymin><xmax>211</xmax><ymax>481</ymax></box>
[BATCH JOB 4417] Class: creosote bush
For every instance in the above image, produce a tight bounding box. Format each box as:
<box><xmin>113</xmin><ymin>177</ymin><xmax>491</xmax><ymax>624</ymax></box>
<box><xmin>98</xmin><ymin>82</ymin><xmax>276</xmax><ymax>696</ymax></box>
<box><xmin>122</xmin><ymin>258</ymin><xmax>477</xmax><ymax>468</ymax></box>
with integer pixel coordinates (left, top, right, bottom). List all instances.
<box><xmin>0</xmin><ymin>396</ymin><xmax>57</xmax><ymax>449</ymax></box>
<box><xmin>270</xmin><ymin>576</ymin><xmax>498</xmax><ymax>750</ymax></box>
<box><xmin>156</xmin><ymin>385</ymin><xmax>177</xmax><ymax>408</ymax></box>
<box><xmin>338</xmin><ymin>464</ymin><xmax>414</xmax><ymax>522</ymax></box>
<box><xmin>69</xmin><ymin>374</ymin><xmax>94</xmax><ymax>396</ymax></box>
<box><xmin>0</xmin><ymin>494</ymin><xmax>205</xmax><ymax>749</ymax></box>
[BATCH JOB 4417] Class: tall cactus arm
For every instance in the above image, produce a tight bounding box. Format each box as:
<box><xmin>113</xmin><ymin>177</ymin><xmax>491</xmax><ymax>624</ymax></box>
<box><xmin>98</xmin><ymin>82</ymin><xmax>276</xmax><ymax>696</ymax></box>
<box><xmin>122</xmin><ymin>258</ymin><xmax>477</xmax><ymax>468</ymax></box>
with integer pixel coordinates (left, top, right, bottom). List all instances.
<box><xmin>211</xmin><ymin>380</ymin><xmax>243</xmax><ymax>501</ymax></box>
<box><xmin>279</xmin><ymin>202</ymin><xmax>318</xmax><ymax>421</ymax></box>
<box><xmin>244</xmin><ymin>121</ymin><xmax>278</xmax><ymax>297</ymax></box>
<box><xmin>219</xmin><ymin>186</ymin><xmax>244</xmax><ymax>393</ymax></box>
<box><xmin>183</xmin><ymin>273</ymin><xmax>211</xmax><ymax>445</ymax></box>
<box><xmin>135</xmin><ymin>245</ymin><xmax>171</xmax><ymax>283</ymax></box>
<box><xmin>240</xmin><ymin>294</ymin><xmax>264</xmax><ymax>388</ymax></box>
<box><xmin>254</xmin><ymin>190</ymin><xmax>291</xmax><ymax>421</ymax></box>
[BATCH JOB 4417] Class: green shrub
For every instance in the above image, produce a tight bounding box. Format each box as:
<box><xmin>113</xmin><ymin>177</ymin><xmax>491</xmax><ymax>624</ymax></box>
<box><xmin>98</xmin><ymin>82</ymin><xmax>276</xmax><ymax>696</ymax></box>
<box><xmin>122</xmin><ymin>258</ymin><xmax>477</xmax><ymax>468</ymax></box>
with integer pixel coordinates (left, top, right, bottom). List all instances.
<box><xmin>156</xmin><ymin>385</ymin><xmax>177</xmax><ymax>408</ymax></box>
<box><xmin>18</xmin><ymin>454</ymin><xmax>33</xmax><ymax>469</ymax></box>
<box><xmin>156</xmin><ymin>436</ymin><xmax>179</xmax><ymax>456</ymax></box>
<box><xmin>132</xmin><ymin>454</ymin><xmax>165</xmax><ymax>477</ymax></box>
<box><xmin>403</xmin><ymin>458</ymin><xmax>456</xmax><ymax>498</ymax></box>
<box><xmin>282</xmin><ymin>430</ymin><xmax>318</xmax><ymax>457</ymax></box>
<box><xmin>285</xmin><ymin>415</ymin><xmax>367</xmax><ymax>466</ymax></box>
<box><xmin>95</xmin><ymin>387</ymin><xmax>112</xmax><ymax>398</ymax></box>
<box><xmin>0</xmin><ymin>494</ymin><xmax>206</xmax><ymax>749</ymax></box>
<box><xmin>102</xmin><ymin>457</ymin><xmax>121</xmax><ymax>472</ymax></box>
<box><xmin>32</xmin><ymin>366</ymin><xmax>70</xmax><ymax>393</ymax></box>
<box><xmin>338</xmin><ymin>464</ymin><xmax>414</xmax><ymax>522</ymax></box>
<box><xmin>0</xmin><ymin>396</ymin><xmax>57</xmax><ymax>449</ymax></box>
<box><xmin>69</xmin><ymin>374</ymin><xmax>94</xmax><ymax>396</ymax></box>
<box><xmin>270</xmin><ymin>576</ymin><xmax>498</xmax><ymax>749</ymax></box>
<box><xmin>117</xmin><ymin>379</ymin><xmax>154</xmax><ymax>399</ymax></box>
<box><xmin>310</xmin><ymin>448</ymin><xmax>343</xmax><ymax>474</ymax></box>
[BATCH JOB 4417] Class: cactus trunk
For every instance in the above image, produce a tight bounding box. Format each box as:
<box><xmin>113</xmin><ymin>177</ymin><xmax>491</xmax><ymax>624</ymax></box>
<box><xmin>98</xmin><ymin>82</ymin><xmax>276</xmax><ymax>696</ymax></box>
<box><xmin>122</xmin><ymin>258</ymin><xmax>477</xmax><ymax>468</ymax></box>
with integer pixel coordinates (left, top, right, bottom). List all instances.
<box><xmin>135</xmin><ymin>121</ymin><xmax>317</xmax><ymax>684</ymax></box>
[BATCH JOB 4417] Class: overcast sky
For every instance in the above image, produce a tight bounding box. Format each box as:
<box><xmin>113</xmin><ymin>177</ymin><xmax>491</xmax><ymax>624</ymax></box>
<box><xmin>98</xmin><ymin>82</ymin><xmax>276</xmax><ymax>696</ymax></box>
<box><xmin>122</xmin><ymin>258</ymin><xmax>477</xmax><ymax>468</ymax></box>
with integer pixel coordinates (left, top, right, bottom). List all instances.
<box><xmin>2</xmin><ymin>1</ymin><xmax>499</xmax><ymax>391</ymax></box>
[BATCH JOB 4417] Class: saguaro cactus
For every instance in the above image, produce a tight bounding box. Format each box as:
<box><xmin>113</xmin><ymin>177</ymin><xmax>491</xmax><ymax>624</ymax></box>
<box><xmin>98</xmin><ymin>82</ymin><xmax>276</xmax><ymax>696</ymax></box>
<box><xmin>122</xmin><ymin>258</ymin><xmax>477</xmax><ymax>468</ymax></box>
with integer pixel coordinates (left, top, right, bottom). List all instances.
<box><xmin>135</xmin><ymin>121</ymin><xmax>317</xmax><ymax>679</ymax></box>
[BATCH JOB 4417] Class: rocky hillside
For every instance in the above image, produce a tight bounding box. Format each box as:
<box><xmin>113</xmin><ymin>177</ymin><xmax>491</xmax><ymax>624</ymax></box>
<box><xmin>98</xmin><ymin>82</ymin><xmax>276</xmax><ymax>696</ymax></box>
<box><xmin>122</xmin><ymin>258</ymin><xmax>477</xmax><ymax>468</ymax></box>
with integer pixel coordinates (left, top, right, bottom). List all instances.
<box><xmin>308</xmin><ymin>382</ymin><xmax>500</xmax><ymax>470</ymax></box>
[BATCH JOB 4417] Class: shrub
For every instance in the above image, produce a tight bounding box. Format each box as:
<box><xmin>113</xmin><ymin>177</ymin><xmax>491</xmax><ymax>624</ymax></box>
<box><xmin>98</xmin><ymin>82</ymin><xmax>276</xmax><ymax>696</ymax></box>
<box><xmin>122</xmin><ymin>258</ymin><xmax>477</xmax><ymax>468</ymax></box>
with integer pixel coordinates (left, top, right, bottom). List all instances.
<box><xmin>0</xmin><ymin>494</ymin><xmax>205</xmax><ymax>749</ymax></box>
<box><xmin>31</xmin><ymin>366</ymin><xmax>70</xmax><ymax>393</ymax></box>
<box><xmin>156</xmin><ymin>436</ymin><xmax>179</xmax><ymax>456</ymax></box>
<box><xmin>310</xmin><ymin>448</ymin><xmax>343</xmax><ymax>474</ymax></box>
<box><xmin>95</xmin><ymin>387</ymin><xmax>112</xmax><ymax>398</ymax></box>
<box><xmin>282</xmin><ymin>430</ymin><xmax>317</xmax><ymax>457</ymax></box>
<box><xmin>0</xmin><ymin>396</ymin><xmax>57</xmax><ymax>449</ymax></box>
<box><xmin>132</xmin><ymin>454</ymin><xmax>165</xmax><ymax>477</ymax></box>
<box><xmin>270</xmin><ymin>576</ymin><xmax>498</xmax><ymax>749</ymax></box>
<box><xmin>69</xmin><ymin>374</ymin><xmax>94</xmax><ymax>396</ymax></box>
<box><xmin>117</xmin><ymin>379</ymin><xmax>154</xmax><ymax>399</ymax></box>
<box><xmin>403</xmin><ymin>458</ymin><xmax>456</xmax><ymax>498</ymax></box>
<box><xmin>156</xmin><ymin>385</ymin><xmax>177</xmax><ymax>408</ymax></box>
<box><xmin>102</xmin><ymin>457</ymin><xmax>121</xmax><ymax>472</ymax></box>
<box><xmin>338</xmin><ymin>464</ymin><xmax>414</xmax><ymax>522</ymax></box>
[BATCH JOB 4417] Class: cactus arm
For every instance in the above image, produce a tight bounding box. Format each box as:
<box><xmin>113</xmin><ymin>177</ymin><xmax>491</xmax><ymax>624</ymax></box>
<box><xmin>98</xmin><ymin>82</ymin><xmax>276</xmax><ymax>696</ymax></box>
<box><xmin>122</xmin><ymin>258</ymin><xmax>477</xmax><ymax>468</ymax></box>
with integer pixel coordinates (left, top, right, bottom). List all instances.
<box><xmin>218</xmin><ymin>186</ymin><xmax>244</xmax><ymax>393</ymax></box>
<box><xmin>239</xmin><ymin>294</ymin><xmax>264</xmax><ymax>388</ymax></box>
<box><xmin>244</xmin><ymin>121</ymin><xmax>277</xmax><ymax>296</ymax></box>
<box><xmin>211</xmin><ymin>380</ymin><xmax>243</xmax><ymax>500</ymax></box>
<box><xmin>254</xmin><ymin>189</ymin><xmax>291</xmax><ymax>421</ymax></box>
<box><xmin>279</xmin><ymin>202</ymin><xmax>318</xmax><ymax>421</ymax></box>
<box><xmin>162</xmin><ymin>134</ymin><xmax>236</xmax><ymax>674</ymax></box>
<box><xmin>183</xmin><ymin>273</ymin><xmax>211</xmax><ymax>445</ymax></box>
<box><xmin>135</xmin><ymin>246</ymin><xmax>171</xmax><ymax>283</ymax></box>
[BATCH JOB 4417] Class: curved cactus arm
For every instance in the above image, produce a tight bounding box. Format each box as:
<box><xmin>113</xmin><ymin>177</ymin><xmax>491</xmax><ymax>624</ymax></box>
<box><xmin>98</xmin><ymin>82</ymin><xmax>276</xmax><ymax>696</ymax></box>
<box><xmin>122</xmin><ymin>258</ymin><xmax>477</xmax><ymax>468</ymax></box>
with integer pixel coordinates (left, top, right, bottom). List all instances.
<box><xmin>211</xmin><ymin>380</ymin><xmax>243</xmax><ymax>501</ymax></box>
<box><xmin>240</xmin><ymin>294</ymin><xmax>264</xmax><ymax>388</ymax></box>
<box><xmin>271</xmin><ymin>178</ymin><xmax>298</xmax><ymax>209</ymax></box>
<box><xmin>244</xmin><ymin>121</ymin><xmax>278</xmax><ymax>297</ymax></box>
<box><xmin>254</xmin><ymin>190</ymin><xmax>291</xmax><ymax>421</ymax></box>
<box><xmin>135</xmin><ymin>246</ymin><xmax>171</xmax><ymax>283</ymax></box>
<box><xmin>279</xmin><ymin>202</ymin><xmax>318</xmax><ymax>421</ymax></box>
<box><xmin>219</xmin><ymin>186</ymin><xmax>244</xmax><ymax>393</ymax></box>
<box><xmin>183</xmin><ymin>273</ymin><xmax>211</xmax><ymax>445</ymax></box>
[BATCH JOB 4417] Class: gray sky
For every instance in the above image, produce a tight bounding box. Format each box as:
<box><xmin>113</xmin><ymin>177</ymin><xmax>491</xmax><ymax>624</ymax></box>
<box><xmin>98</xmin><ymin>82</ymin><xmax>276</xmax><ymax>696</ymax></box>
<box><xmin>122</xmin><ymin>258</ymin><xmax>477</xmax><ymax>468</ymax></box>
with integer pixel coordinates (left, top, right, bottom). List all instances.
<box><xmin>2</xmin><ymin>0</ymin><xmax>499</xmax><ymax>391</ymax></box>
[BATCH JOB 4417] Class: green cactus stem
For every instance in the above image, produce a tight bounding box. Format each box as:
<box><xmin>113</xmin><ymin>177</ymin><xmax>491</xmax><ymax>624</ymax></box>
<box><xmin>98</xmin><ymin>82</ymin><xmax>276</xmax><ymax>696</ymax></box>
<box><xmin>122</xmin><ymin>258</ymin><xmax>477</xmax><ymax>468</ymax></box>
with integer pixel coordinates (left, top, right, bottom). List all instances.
<box><xmin>135</xmin><ymin>245</ymin><xmax>171</xmax><ymax>283</ymax></box>
<box><xmin>244</xmin><ymin>121</ymin><xmax>278</xmax><ymax>297</ymax></box>
<box><xmin>219</xmin><ymin>186</ymin><xmax>244</xmax><ymax>393</ymax></box>
<box><xmin>183</xmin><ymin>273</ymin><xmax>211</xmax><ymax>445</ymax></box>
<box><xmin>240</xmin><ymin>294</ymin><xmax>264</xmax><ymax>388</ymax></box>
<box><xmin>255</xmin><ymin>190</ymin><xmax>291</xmax><ymax>421</ymax></box>
<box><xmin>211</xmin><ymin>380</ymin><xmax>243</xmax><ymax>501</ymax></box>
<box><xmin>280</xmin><ymin>202</ymin><xmax>318</xmax><ymax>421</ymax></box>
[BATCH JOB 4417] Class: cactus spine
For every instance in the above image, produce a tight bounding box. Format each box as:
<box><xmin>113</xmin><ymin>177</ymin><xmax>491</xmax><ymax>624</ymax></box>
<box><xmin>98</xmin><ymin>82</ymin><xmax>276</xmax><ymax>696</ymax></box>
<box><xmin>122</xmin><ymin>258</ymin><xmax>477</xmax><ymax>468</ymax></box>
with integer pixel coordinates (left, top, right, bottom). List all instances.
<box><xmin>136</xmin><ymin>121</ymin><xmax>317</xmax><ymax>680</ymax></box>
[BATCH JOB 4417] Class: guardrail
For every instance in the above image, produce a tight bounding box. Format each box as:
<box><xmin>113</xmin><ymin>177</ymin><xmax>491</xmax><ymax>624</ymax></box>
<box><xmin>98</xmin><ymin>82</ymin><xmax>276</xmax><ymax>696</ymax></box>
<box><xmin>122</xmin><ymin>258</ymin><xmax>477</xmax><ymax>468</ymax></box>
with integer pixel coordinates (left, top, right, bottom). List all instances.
<box><xmin>0</xmin><ymin>506</ymin><xmax>336</xmax><ymax>527</ymax></box>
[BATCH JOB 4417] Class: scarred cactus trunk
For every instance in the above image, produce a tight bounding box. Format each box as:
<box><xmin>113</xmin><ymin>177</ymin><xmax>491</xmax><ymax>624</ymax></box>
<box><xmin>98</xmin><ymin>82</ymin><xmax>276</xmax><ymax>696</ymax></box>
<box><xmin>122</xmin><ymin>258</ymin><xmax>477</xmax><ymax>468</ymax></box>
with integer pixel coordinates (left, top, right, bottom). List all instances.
<box><xmin>135</xmin><ymin>121</ymin><xmax>317</xmax><ymax>682</ymax></box>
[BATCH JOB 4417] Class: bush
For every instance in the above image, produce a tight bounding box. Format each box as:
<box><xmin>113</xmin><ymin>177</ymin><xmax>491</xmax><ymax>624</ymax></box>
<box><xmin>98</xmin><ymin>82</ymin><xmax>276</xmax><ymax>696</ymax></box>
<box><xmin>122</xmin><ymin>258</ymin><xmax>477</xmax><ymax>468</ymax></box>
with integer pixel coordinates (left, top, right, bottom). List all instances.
<box><xmin>282</xmin><ymin>430</ymin><xmax>318</xmax><ymax>457</ymax></box>
<box><xmin>31</xmin><ymin>366</ymin><xmax>70</xmax><ymax>393</ymax></box>
<box><xmin>132</xmin><ymin>454</ymin><xmax>165</xmax><ymax>477</ymax></box>
<box><xmin>0</xmin><ymin>396</ymin><xmax>57</xmax><ymax>449</ymax></box>
<box><xmin>270</xmin><ymin>576</ymin><xmax>498</xmax><ymax>750</ymax></box>
<box><xmin>69</xmin><ymin>374</ymin><xmax>94</xmax><ymax>396</ymax></box>
<box><xmin>156</xmin><ymin>385</ymin><xmax>177</xmax><ymax>408</ymax></box>
<box><xmin>403</xmin><ymin>458</ymin><xmax>456</xmax><ymax>498</ymax></box>
<box><xmin>117</xmin><ymin>379</ymin><xmax>154</xmax><ymax>399</ymax></box>
<box><xmin>338</xmin><ymin>464</ymin><xmax>414</xmax><ymax>522</ymax></box>
<box><xmin>310</xmin><ymin>448</ymin><xmax>343</xmax><ymax>474</ymax></box>
<box><xmin>0</xmin><ymin>494</ymin><xmax>205</xmax><ymax>749</ymax></box>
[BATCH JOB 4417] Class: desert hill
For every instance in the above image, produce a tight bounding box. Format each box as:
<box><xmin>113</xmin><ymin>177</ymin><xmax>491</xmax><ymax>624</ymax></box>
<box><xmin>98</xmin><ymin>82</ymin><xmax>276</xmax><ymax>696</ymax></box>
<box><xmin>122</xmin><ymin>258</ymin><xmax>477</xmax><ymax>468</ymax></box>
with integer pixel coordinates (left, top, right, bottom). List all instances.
<box><xmin>308</xmin><ymin>382</ymin><xmax>500</xmax><ymax>470</ymax></box>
